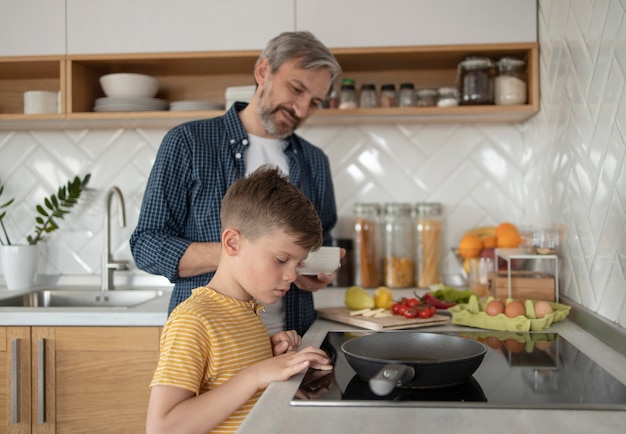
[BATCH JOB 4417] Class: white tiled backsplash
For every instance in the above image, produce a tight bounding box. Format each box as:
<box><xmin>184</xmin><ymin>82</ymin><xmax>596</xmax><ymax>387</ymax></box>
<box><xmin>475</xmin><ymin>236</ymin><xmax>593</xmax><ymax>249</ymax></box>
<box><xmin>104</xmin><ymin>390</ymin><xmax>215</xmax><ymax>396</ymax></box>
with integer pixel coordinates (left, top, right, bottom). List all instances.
<box><xmin>0</xmin><ymin>0</ymin><xmax>625</xmax><ymax>327</ymax></box>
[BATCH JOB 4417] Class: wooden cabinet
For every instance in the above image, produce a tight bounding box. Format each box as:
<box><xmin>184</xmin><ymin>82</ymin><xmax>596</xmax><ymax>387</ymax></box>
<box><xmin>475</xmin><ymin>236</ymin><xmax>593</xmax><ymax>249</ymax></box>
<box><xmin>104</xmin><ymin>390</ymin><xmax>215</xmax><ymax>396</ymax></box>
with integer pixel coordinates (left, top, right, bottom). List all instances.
<box><xmin>66</xmin><ymin>0</ymin><xmax>294</xmax><ymax>54</ymax></box>
<box><xmin>1</xmin><ymin>326</ymin><xmax>161</xmax><ymax>433</ymax></box>
<box><xmin>0</xmin><ymin>0</ymin><xmax>66</xmax><ymax>56</ymax></box>
<box><xmin>295</xmin><ymin>0</ymin><xmax>537</xmax><ymax>48</ymax></box>
<box><xmin>0</xmin><ymin>42</ymin><xmax>539</xmax><ymax>129</ymax></box>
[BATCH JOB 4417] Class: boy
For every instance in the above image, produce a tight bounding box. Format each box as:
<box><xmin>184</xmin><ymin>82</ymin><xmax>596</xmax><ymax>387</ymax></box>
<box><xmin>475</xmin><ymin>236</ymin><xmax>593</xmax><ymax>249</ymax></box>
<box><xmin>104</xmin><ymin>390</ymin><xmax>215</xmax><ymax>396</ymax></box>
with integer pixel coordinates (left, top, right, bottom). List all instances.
<box><xmin>146</xmin><ymin>166</ymin><xmax>332</xmax><ymax>433</ymax></box>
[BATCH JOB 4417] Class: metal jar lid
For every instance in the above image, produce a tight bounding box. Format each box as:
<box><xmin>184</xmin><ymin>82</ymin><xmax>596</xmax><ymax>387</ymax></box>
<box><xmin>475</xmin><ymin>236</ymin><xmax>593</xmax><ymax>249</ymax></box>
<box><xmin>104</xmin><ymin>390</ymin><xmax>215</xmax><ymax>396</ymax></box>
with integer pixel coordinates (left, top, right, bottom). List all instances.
<box><xmin>459</xmin><ymin>56</ymin><xmax>493</xmax><ymax>70</ymax></box>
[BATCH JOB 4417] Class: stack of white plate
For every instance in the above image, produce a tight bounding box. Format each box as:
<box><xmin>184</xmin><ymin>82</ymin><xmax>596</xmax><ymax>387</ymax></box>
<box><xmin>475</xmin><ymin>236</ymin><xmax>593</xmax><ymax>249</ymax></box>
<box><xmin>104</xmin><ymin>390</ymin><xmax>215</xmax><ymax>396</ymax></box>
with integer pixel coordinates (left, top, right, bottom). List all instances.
<box><xmin>169</xmin><ymin>100</ymin><xmax>225</xmax><ymax>111</ymax></box>
<box><xmin>225</xmin><ymin>85</ymin><xmax>256</xmax><ymax>109</ymax></box>
<box><xmin>93</xmin><ymin>96</ymin><xmax>169</xmax><ymax>112</ymax></box>
<box><xmin>24</xmin><ymin>90</ymin><xmax>59</xmax><ymax>114</ymax></box>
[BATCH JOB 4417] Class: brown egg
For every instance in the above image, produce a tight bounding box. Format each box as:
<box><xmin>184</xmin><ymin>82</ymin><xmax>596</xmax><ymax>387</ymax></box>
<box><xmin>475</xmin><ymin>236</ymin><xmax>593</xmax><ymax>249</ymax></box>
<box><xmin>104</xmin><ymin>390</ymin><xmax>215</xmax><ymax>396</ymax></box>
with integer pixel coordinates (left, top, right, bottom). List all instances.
<box><xmin>534</xmin><ymin>301</ymin><xmax>554</xmax><ymax>319</ymax></box>
<box><xmin>485</xmin><ymin>300</ymin><xmax>505</xmax><ymax>316</ymax></box>
<box><xmin>504</xmin><ymin>338</ymin><xmax>525</xmax><ymax>353</ymax></box>
<box><xmin>535</xmin><ymin>341</ymin><xmax>553</xmax><ymax>351</ymax></box>
<box><xmin>504</xmin><ymin>300</ymin><xmax>526</xmax><ymax>318</ymax></box>
<box><xmin>487</xmin><ymin>336</ymin><xmax>503</xmax><ymax>349</ymax></box>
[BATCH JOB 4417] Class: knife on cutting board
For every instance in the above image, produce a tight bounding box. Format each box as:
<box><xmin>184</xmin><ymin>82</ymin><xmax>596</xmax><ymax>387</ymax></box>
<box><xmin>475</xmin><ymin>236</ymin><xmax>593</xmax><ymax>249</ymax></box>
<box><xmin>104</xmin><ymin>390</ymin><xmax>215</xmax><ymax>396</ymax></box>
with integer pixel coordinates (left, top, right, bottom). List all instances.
<box><xmin>316</xmin><ymin>307</ymin><xmax>450</xmax><ymax>331</ymax></box>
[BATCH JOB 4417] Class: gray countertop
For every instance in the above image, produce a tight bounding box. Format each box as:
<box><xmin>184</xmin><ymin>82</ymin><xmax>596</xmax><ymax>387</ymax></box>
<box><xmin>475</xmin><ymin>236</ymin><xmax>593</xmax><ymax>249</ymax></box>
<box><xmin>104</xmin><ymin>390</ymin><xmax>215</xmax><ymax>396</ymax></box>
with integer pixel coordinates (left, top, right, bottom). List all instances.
<box><xmin>238</xmin><ymin>288</ymin><xmax>626</xmax><ymax>434</ymax></box>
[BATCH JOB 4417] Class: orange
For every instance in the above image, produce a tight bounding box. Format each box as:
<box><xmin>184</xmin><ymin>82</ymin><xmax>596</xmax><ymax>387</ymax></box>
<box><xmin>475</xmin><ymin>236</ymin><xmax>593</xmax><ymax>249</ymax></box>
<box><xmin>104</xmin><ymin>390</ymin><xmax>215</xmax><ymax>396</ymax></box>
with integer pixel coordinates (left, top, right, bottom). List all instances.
<box><xmin>497</xmin><ymin>230</ymin><xmax>522</xmax><ymax>248</ymax></box>
<box><xmin>458</xmin><ymin>234</ymin><xmax>483</xmax><ymax>259</ymax></box>
<box><xmin>495</xmin><ymin>222</ymin><xmax>518</xmax><ymax>238</ymax></box>
<box><xmin>481</xmin><ymin>235</ymin><xmax>497</xmax><ymax>249</ymax></box>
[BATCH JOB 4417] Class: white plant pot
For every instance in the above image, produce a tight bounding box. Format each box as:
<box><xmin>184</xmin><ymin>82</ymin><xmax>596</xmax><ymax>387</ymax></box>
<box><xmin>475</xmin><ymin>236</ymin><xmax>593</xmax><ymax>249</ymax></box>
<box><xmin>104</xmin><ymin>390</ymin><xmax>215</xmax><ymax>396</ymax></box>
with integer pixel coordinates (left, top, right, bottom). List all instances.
<box><xmin>1</xmin><ymin>244</ymin><xmax>39</xmax><ymax>290</ymax></box>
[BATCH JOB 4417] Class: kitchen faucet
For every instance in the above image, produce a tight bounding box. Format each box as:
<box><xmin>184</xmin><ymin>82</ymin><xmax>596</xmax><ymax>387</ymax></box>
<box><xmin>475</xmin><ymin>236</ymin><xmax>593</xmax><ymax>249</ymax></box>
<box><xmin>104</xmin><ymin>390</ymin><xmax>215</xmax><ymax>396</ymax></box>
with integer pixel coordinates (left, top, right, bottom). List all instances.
<box><xmin>102</xmin><ymin>186</ymin><xmax>129</xmax><ymax>290</ymax></box>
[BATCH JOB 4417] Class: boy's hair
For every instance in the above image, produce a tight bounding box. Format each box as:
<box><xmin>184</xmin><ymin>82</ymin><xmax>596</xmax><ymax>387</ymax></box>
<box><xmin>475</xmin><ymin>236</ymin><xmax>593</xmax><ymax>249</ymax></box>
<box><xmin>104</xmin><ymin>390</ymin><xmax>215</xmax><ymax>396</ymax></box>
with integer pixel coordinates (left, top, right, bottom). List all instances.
<box><xmin>257</xmin><ymin>31</ymin><xmax>342</xmax><ymax>89</ymax></box>
<box><xmin>220</xmin><ymin>165</ymin><xmax>323</xmax><ymax>251</ymax></box>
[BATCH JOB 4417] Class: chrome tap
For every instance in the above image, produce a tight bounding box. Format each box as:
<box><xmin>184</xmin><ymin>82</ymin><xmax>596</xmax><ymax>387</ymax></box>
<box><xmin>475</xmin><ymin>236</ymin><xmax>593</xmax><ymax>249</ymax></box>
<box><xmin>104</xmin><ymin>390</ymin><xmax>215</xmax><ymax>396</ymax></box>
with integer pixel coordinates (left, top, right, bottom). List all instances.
<box><xmin>102</xmin><ymin>186</ymin><xmax>129</xmax><ymax>290</ymax></box>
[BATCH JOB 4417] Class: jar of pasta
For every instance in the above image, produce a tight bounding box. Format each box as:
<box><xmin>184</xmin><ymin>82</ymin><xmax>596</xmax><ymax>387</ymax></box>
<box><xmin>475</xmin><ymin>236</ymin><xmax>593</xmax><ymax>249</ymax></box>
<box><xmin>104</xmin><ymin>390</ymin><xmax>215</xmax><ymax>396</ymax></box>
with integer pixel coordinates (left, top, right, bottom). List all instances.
<box><xmin>353</xmin><ymin>203</ymin><xmax>382</xmax><ymax>288</ymax></box>
<box><xmin>413</xmin><ymin>203</ymin><xmax>442</xmax><ymax>288</ymax></box>
<box><xmin>383</xmin><ymin>203</ymin><xmax>414</xmax><ymax>288</ymax></box>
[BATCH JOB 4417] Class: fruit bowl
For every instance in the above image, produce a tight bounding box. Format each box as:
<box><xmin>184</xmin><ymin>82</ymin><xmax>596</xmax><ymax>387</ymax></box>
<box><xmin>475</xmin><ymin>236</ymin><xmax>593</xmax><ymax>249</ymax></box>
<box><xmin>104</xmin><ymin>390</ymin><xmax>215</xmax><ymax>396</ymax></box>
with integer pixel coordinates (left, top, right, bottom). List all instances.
<box><xmin>99</xmin><ymin>73</ymin><xmax>159</xmax><ymax>98</ymax></box>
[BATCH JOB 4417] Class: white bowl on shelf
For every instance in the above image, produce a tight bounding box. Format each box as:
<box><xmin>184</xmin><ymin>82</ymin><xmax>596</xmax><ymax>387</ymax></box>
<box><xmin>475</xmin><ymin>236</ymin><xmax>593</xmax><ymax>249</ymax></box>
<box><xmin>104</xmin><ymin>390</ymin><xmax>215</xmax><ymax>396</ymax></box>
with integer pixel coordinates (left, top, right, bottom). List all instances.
<box><xmin>99</xmin><ymin>73</ymin><xmax>159</xmax><ymax>98</ymax></box>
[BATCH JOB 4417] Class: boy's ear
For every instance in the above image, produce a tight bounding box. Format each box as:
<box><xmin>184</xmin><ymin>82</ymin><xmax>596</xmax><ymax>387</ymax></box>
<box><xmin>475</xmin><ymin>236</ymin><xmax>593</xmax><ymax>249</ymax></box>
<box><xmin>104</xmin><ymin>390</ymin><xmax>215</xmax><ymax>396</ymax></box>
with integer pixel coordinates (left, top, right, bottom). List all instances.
<box><xmin>222</xmin><ymin>228</ymin><xmax>241</xmax><ymax>256</ymax></box>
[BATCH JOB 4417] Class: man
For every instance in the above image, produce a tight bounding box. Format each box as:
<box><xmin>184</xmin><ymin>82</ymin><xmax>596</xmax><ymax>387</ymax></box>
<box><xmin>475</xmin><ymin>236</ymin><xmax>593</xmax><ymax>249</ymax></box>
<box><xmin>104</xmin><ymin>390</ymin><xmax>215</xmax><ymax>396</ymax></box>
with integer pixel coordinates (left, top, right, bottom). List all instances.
<box><xmin>130</xmin><ymin>31</ymin><xmax>342</xmax><ymax>336</ymax></box>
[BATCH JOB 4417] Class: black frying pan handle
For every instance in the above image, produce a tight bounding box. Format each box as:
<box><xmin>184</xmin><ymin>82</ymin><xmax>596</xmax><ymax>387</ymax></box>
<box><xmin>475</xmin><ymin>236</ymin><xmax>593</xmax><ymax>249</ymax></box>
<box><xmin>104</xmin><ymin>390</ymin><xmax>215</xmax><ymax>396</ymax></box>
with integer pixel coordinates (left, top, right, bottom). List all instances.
<box><xmin>369</xmin><ymin>363</ymin><xmax>415</xmax><ymax>396</ymax></box>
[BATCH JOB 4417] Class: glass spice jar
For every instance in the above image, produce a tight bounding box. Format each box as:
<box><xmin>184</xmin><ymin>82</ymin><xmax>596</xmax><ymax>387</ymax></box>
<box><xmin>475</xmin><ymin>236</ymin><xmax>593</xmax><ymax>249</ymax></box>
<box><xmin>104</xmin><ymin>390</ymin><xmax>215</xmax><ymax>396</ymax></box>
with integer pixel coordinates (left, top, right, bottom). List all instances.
<box><xmin>379</xmin><ymin>84</ymin><xmax>397</xmax><ymax>107</ymax></box>
<box><xmin>359</xmin><ymin>83</ymin><xmax>378</xmax><ymax>108</ymax></box>
<box><xmin>495</xmin><ymin>57</ymin><xmax>527</xmax><ymax>105</ymax></box>
<box><xmin>353</xmin><ymin>203</ymin><xmax>382</xmax><ymax>288</ymax></box>
<box><xmin>458</xmin><ymin>56</ymin><xmax>494</xmax><ymax>105</ymax></box>
<box><xmin>398</xmin><ymin>82</ymin><xmax>416</xmax><ymax>107</ymax></box>
<box><xmin>436</xmin><ymin>86</ymin><xmax>459</xmax><ymax>107</ymax></box>
<box><xmin>382</xmin><ymin>203</ymin><xmax>414</xmax><ymax>288</ymax></box>
<box><xmin>339</xmin><ymin>78</ymin><xmax>358</xmax><ymax>109</ymax></box>
<box><xmin>416</xmin><ymin>88</ymin><xmax>438</xmax><ymax>107</ymax></box>
<box><xmin>413</xmin><ymin>203</ymin><xmax>442</xmax><ymax>288</ymax></box>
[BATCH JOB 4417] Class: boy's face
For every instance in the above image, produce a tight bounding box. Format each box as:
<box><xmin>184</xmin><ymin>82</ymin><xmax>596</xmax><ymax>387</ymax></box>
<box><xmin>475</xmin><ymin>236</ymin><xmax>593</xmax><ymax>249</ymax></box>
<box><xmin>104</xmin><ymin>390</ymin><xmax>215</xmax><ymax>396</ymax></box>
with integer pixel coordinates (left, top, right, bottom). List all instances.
<box><xmin>257</xmin><ymin>58</ymin><xmax>331</xmax><ymax>138</ymax></box>
<box><xmin>235</xmin><ymin>229</ymin><xmax>310</xmax><ymax>304</ymax></box>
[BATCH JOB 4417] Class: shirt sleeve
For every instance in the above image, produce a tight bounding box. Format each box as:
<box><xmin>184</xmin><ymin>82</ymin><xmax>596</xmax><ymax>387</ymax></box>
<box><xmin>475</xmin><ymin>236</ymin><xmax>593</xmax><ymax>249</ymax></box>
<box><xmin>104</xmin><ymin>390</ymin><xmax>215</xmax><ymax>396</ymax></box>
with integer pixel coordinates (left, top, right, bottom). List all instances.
<box><xmin>130</xmin><ymin>127</ymin><xmax>194</xmax><ymax>282</ymax></box>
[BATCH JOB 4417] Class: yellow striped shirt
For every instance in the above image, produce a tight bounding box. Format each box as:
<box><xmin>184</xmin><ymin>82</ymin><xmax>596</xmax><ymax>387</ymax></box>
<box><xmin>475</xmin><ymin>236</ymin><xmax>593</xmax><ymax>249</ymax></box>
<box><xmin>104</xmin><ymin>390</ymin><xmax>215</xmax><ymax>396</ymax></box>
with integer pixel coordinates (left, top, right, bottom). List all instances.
<box><xmin>151</xmin><ymin>286</ymin><xmax>272</xmax><ymax>433</ymax></box>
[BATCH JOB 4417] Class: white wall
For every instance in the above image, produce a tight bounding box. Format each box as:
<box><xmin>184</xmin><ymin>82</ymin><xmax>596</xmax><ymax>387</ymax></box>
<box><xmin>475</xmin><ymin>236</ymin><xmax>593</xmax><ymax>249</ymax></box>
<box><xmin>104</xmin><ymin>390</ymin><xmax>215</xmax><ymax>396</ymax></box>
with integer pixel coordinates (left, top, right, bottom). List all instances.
<box><xmin>0</xmin><ymin>0</ymin><xmax>624</xmax><ymax>327</ymax></box>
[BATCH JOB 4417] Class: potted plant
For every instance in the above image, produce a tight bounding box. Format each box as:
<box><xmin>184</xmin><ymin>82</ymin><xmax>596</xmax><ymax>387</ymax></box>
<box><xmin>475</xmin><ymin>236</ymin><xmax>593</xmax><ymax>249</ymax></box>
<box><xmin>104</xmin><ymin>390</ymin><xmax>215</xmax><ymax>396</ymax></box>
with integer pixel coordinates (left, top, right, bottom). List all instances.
<box><xmin>0</xmin><ymin>174</ymin><xmax>91</xmax><ymax>290</ymax></box>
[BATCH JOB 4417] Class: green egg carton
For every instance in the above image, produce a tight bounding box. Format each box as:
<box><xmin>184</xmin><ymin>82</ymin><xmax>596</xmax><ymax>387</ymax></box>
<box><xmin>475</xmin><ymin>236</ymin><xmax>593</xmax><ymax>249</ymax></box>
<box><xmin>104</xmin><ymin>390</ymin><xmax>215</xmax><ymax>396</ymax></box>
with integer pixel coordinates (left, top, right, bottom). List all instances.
<box><xmin>449</xmin><ymin>295</ymin><xmax>571</xmax><ymax>332</ymax></box>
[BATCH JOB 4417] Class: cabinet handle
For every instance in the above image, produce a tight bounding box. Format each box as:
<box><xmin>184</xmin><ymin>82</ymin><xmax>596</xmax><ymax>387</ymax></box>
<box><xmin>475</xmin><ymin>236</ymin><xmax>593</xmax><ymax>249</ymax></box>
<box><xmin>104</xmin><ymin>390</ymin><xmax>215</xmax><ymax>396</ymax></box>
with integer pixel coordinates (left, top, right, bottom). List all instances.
<box><xmin>11</xmin><ymin>339</ymin><xmax>20</xmax><ymax>424</ymax></box>
<box><xmin>38</xmin><ymin>338</ymin><xmax>46</xmax><ymax>424</ymax></box>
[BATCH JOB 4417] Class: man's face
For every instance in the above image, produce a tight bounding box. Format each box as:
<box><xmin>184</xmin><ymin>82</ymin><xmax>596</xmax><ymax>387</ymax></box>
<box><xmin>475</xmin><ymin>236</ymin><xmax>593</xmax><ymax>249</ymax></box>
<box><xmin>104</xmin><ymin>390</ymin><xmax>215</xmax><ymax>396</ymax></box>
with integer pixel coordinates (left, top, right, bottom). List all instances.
<box><xmin>257</xmin><ymin>59</ymin><xmax>331</xmax><ymax>138</ymax></box>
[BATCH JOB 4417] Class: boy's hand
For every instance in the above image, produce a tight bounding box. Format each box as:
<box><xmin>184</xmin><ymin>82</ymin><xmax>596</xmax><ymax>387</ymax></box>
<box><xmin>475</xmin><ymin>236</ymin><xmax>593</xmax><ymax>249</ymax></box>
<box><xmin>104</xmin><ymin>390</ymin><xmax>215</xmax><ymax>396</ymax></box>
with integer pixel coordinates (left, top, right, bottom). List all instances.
<box><xmin>270</xmin><ymin>330</ymin><xmax>301</xmax><ymax>355</ymax></box>
<box><xmin>247</xmin><ymin>346</ymin><xmax>333</xmax><ymax>390</ymax></box>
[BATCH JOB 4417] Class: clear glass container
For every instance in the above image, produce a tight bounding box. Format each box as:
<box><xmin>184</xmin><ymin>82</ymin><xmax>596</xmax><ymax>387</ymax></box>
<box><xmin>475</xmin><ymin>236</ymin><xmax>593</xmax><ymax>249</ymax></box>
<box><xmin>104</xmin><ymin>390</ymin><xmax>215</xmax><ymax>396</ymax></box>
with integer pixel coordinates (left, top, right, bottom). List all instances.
<box><xmin>413</xmin><ymin>203</ymin><xmax>442</xmax><ymax>288</ymax></box>
<box><xmin>353</xmin><ymin>203</ymin><xmax>382</xmax><ymax>288</ymax></box>
<box><xmin>359</xmin><ymin>83</ymin><xmax>378</xmax><ymax>108</ymax></box>
<box><xmin>458</xmin><ymin>56</ymin><xmax>494</xmax><ymax>105</ymax></box>
<box><xmin>437</xmin><ymin>86</ymin><xmax>459</xmax><ymax>107</ymax></box>
<box><xmin>383</xmin><ymin>203</ymin><xmax>414</xmax><ymax>288</ymax></box>
<box><xmin>326</xmin><ymin>86</ymin><xmax>339</xmax><ymax>109</ymax></box>
<box><xmin>379</xmin><ymin>84</ymin><xmax>397</xmax><ymax>107</ymax></box>
<box><xmin>339</xmin><ymin>78</ymin><xmax>357</xmax><ymax>109</ymax></box>
<box><xmin>495</xmin><ymin>57</ymin><xmax>527</xmax><ymax>105</ymax></box>
<box><xmin>398</xmin><ymin>82</ymin><xmax>416</xmax><ymax>107</ymax></box>
<box><xmin>416</xmin><ymin>88</ymin><xmax>437</xmax><ymax>107</ymax></box>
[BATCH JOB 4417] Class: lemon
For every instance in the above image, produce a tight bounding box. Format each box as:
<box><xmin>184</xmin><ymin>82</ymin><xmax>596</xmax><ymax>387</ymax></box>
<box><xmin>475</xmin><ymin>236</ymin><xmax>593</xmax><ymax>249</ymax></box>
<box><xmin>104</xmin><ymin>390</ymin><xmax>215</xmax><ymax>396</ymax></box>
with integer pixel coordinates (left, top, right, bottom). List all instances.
<box><xmin>344</xmin><ymin>286</ymin><xmax>375</xmax><ymax>310</ymax></box>
<box><xmin>373</xmin><ymin>286</ymin><xmax>394</xmax><ymax>309</ymax></box>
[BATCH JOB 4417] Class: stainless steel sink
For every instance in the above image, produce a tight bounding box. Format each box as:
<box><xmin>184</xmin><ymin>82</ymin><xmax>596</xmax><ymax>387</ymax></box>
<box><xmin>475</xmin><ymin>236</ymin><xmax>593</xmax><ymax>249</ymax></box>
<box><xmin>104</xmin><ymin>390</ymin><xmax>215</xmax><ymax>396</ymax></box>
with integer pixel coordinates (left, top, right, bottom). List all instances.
<box><xmin>0</xmin><ymin>288</ymin><xmax>166</xmax><ymax>308</ymax></box>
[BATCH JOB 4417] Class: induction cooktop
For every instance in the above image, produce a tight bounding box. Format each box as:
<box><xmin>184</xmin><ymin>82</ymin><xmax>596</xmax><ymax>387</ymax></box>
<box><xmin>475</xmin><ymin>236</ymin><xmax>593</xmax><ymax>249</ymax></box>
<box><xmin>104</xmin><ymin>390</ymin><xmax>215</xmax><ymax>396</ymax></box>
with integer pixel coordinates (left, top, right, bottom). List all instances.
<box><xmin>291</xmin><ymin>331</ymin><xmax>626</xmax><ymax>410</ymax></box>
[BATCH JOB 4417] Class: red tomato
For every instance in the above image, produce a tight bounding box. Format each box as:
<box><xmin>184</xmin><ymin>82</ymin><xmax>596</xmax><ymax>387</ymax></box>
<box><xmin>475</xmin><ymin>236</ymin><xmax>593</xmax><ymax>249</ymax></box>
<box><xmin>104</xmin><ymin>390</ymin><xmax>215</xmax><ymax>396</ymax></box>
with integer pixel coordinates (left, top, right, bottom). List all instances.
<box><xmin>418</xmin><ymin>309</ymin><xmax>432</xmax><ymax>318</ymax></box>
<box><xmin>406</xmin><ymin>298</ymin><xmax>420</xmax><ymax>307</ymax></box>
<box><xmin>403</xmin><ymin>308</ymin><xmax>418</xmax><ymax>318</ymax></box>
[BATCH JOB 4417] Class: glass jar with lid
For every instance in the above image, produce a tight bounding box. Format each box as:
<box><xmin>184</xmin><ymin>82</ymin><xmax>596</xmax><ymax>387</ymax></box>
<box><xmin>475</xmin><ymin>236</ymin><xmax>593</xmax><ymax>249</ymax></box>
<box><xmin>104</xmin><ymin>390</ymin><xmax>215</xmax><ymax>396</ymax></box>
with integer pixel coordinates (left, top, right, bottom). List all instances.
<box><xmin>436</xmin><ymin>86</ymin><xmax>459</xmax><ymax>107</ymax></box>
<box><xmin>458</xmin><ymin>56</ymin><xmax>494</xmax><ymax>105</ymax></box>
<box><xmin>379</xmin><ymin>84</ymin><xmax>397</xmax><ymax>107</ymax></box>
<box><xmin>398</xmin><ymin>82</ymin><xmax>416</xmax><ymax>107</ymax></box>
<box><xmin>339</xmin><ymin>78</ymin><xmax>357</xmax><ymax>109</ymax></box>
<box><xmin>494</xmin><ymin>57</ymin><xmax>527</xmax><ymax>105</ymax></box>
<box><xmin>382</xmin><ymin>203</ymin><xmax>414</xmax><ymax>288</ymax></box>
<box><xmin>416</xmin><ymin>88</ymin><xmax>438</xmax><ymax>107</ymax></box>
<box><xmin>353</xmin><ymin>203</ymin><xmax>382</xmax><ymax>288</ymax></box>
<box><xmin>359</xmin><ymin>83</ymin><xmax>378</xmax><ymax>108</ymax></box>
<box><xmin>413</xmin><ymin>203</ymin><xmax>442</xmax><ymax>288</ymax></box>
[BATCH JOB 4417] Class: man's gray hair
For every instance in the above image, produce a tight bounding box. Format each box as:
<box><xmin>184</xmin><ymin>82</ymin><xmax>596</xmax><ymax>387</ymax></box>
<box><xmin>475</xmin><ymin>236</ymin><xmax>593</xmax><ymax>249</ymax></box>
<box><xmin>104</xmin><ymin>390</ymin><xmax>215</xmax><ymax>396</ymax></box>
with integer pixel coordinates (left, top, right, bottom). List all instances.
<box><xmin>257</xmin><ymin>31</ymin><xmax>342</xmax><ymax>88</ymax></box>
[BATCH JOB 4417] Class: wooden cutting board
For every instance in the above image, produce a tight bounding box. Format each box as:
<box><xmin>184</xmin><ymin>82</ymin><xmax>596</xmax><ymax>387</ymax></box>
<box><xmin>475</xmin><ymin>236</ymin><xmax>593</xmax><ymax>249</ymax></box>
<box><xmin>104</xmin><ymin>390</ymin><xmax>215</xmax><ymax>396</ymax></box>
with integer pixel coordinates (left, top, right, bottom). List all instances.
<box><xmin>316</xmin><ymin>307</ymin><xmax>450</xmax><ymax>331</ymax></box>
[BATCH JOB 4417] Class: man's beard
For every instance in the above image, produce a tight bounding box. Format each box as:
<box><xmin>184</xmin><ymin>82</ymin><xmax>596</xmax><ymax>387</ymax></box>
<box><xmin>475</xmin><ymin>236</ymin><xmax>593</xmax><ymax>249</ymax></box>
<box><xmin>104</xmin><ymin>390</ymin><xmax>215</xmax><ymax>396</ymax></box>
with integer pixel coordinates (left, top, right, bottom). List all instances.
<box><xmin>258</xmin><ymin>87</ymin><xmax>302</xmax><ymax>139</ymax></box>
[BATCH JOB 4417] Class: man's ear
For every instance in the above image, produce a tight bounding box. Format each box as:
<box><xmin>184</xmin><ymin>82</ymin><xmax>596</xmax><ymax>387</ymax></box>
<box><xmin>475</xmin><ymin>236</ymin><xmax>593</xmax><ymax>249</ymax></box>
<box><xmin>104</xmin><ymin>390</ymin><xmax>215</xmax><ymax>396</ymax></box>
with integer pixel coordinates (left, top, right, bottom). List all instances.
<box><xmin>254</xmin><ymin>57</ymin><xmax>270</xmax><ymax>87</ymax></box>
<box><xmin>222</xmin><ymin>228</ymin><xmax>241</xmax><ymax>256</ymax></box>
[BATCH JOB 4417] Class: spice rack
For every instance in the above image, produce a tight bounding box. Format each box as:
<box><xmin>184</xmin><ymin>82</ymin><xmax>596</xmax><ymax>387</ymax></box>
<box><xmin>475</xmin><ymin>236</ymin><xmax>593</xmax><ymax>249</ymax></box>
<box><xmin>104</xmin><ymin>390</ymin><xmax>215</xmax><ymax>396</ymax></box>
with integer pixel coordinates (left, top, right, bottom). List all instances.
<box><xmin>494</xmin><ymin>248</ymin><xmax>559</xmax><ymax>302</ymax></box>
<box><xmin>0</xmin><ymin>42</ymin><xmax>539</xmax><ymax>130</ymax></box>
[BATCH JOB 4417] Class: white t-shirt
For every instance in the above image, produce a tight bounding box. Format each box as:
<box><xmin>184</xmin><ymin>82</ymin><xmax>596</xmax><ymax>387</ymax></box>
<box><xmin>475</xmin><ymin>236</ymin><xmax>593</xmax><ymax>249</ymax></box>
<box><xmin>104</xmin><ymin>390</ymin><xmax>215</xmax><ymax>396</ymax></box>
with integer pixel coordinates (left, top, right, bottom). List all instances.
<box><xmin>245</xmin><ymin>133</ymin><xmax>288</xmax><ymax>336</ymax></box>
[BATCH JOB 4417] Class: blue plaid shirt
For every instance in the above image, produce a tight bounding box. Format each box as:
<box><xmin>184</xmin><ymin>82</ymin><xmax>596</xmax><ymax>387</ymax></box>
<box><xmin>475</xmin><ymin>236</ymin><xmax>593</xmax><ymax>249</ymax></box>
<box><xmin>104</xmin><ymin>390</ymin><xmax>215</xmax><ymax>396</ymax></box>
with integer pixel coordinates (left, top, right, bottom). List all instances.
<box><xmin>129</xmin><ymin>102</ymin><xmax>337</xmax><ymax>335</ymax></box>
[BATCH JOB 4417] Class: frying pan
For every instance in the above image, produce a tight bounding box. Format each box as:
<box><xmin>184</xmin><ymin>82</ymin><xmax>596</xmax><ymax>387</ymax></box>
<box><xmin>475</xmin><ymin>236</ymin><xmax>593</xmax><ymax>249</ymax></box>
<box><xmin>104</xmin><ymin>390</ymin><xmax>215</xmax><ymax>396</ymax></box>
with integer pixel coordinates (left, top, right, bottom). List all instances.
<box><xmin>341</xmin><ymin>332</ymin><xmax>487</xmax><ymax>396</ymax></box>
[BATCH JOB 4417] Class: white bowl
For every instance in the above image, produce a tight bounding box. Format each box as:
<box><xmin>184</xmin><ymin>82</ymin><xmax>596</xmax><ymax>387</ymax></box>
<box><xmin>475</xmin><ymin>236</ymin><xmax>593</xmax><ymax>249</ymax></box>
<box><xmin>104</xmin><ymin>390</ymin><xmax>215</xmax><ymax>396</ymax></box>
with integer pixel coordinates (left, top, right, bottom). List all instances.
<box><xmin>299</xmin><ymin>246</ymin><xmax>341</xmax><ymax>275</ymax></box>
<box><xmin>99</xmin><ymin>73</ymin><xmax>159</xmax><ymax>98</ymax></box>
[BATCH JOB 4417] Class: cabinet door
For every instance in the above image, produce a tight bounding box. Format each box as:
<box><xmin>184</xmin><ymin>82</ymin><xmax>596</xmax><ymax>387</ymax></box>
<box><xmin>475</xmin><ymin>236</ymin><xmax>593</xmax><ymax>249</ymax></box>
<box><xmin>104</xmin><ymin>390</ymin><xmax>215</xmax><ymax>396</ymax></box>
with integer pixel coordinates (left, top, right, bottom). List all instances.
<box><xmin>67</xmin><ymin>0</ymin><xmax>294</xmax><ymax>54</ymax></box>
<box><xmin>0</xmin><ymin>0</ymin><xmax>66</xmax><ymax>56</ymax></box>
<box><xmin>49</xmin><ymin>327</ymin><xmax>160</xmax><ymax>434</ymax></box>
<box><xmin>296</xmin><ymin>0</ymin><xmax>537</xmax><ymax>48</ymax></box>
<box><xmin>1</xmin><ymin>327</ymin><xmax>32</xmax><ymax>434</ymax></box>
